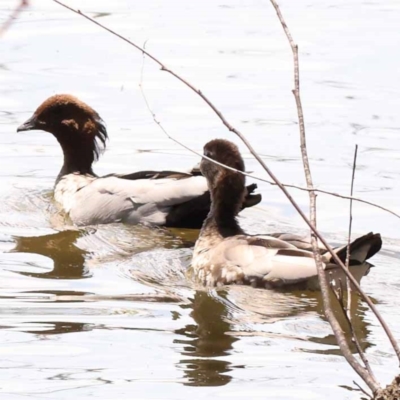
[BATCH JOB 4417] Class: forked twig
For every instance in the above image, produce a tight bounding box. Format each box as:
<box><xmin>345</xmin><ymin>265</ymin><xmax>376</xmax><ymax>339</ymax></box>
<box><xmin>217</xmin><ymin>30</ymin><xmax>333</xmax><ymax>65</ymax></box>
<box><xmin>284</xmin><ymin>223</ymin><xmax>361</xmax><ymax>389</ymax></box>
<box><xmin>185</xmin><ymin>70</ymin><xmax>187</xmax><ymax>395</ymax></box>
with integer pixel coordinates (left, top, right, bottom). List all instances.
<box><xmin>52</xmin><ymin>0</ymin><xmax>400</xmax><ymax>373</ymax></box>
<box><xmin>0</xmin><ymin>0</ymin><xmax>29</xmax><ymax>38</ymax></box>
<box><xmin>269</xmin><ymin>0</ymin><xmax>381</xmax><ymax>393</ymax></box>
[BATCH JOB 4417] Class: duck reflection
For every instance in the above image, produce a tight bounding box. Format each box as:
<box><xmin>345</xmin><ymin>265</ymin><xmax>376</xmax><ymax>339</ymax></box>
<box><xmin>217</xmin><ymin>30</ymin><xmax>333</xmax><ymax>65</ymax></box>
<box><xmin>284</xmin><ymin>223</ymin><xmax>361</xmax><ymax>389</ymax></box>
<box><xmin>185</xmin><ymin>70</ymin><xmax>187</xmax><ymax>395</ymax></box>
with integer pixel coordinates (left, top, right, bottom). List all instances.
<box><xmin>21</xmin><ymin>320</ymin><xmax>94</xmax><ymax>336</ymax></box>
<box><xmin>11</xmin><ymin>230</ymin><xmax>90</xmax><ymax>279</ymax></box>
<box><xmin>174</xmin><ymin>290</ymin><xmax>237</xmax><ymax>386</ymax></box>
<box><xmin>174</xmin><ymin>286</ymin><xmax>374</xmax><ymax>387</ymax></box>
<box><xmin>297</xmin><ymin>290</ymin><xmax>373</xmax><ymax>355</ymax></box>
<box><xmin>229</xmin><ymin>285</ymin><xmax>373</xmax><ymax>353</ymax></box>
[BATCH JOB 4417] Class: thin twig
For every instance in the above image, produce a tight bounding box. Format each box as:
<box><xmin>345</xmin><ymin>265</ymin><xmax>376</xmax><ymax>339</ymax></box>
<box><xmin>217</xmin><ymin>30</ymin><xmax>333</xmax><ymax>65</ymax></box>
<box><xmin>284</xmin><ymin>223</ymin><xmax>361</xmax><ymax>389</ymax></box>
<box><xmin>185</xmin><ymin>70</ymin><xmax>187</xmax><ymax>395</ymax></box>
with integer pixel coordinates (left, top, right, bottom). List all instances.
<box><xmin>138</xmin><ymin>42</ymin><xmax>260</xmax><ymax>182</ymax></box>
<box><xmin>269</xmin><ymin>0</ymin><xmax>380</xmax><ymax>393</ymax></box>
<box><xmin>0</xmin><ymin>0</ymin><xmax>29</xmax><ymax>38</ymax></box>
<box><xmin>331</xmin><ymin>285</ymin><xmax>377</xmax><ymax>381</ymax></box>
<box><xmin>353</xmin><ymin>380</ymin><xmax>374</xmax><ymax>399</ymax></box>
<box><xmin>341</xmin><ymin>145</ymin><xmax>376</xmax><ymax>380</ymax></box>
<box><xmin>52</xmin><ymin>0</ymin><xmax>400</xmax><ymax>368</ymax></box>
<box><xmin>287</xmin><ymin>184</ymin><xmax>400</xmax><ymax>220</ymax></box>
<box><xmin>346</xmin><ymin>145</ymin><xmax>358</xmax><ymax>317</ymax></box>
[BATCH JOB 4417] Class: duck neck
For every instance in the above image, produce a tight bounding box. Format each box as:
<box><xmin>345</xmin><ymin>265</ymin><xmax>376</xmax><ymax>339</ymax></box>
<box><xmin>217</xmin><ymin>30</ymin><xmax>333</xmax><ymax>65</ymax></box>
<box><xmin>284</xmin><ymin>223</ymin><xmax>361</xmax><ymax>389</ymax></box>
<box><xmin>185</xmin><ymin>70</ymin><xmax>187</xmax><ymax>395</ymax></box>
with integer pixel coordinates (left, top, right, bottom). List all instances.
<box><xmin>55</xmin><ymin>129</ymin><xmax>96</xmax><ymax>183</ymax></box>
<box><xmin>201</xmin><ymin>172</ymin><xmax>245</xmax><ymax>239</ymax></box>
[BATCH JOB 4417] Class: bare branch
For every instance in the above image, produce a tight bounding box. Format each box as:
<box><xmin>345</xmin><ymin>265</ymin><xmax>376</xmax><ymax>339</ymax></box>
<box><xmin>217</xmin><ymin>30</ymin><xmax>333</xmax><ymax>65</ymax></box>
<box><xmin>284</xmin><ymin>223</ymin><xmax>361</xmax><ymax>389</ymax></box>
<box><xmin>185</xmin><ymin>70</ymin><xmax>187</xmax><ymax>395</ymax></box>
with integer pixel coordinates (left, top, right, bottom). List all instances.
<box><xmin>346</xmin><ymin>146</ymin><xmax>358</xmax><ymax>317</ymax></box>
<box><xmin>0</xmin><ymin>0</ymin><xmax>28</xmax><ymax>38</ymax></box>
<box><xmin>269</xmin><ymin>0</ymin><xmax>381</xmax><ymax>393</ymax></box>
<box><xmin>340</xmin><ymin>145</ymin><xmax>376</xmax><ymax>379</ymax></box>
<box><xmin>331</xmin><ymin>285</ymin><xmax>377</xmax><ymax>381</ymax></box>
<box><xmin>287</xmin><ymin>184</ymin><xmax>400</xmax><ymax>220</ymax></box>
<box><xmin>346</xmin><ymin>145</ymin><xmax>358</xmax><ymax>287</ymax></box>
<box><xmin>52</xmin><ymin>0</ymin><xmax>400</xmax><ymax>368</ymax></box>
<box><xmin>353</xmin><ymin>381</ymin><xmax>374</xmax><ymax>399</ymax></box>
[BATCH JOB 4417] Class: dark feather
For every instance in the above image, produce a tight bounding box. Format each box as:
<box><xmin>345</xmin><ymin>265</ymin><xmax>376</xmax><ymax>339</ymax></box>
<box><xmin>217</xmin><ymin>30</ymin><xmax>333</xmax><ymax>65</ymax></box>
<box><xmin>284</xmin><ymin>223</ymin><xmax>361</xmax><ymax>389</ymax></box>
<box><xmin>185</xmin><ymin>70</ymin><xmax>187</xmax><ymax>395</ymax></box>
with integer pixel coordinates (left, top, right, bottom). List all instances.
<box><xmin>328</xmin><ymin>232</ymin><xmax>382</xmax><ymax>264</ymax></box>
<box><xmin>93</xmin><ymin>118</ymin><xmax>108</xmax><ymax>161</ymax></box>
<box><xmin>105</xmin><ymin>170</ymin><xmax>192</xmax><ymax>180</ymax></box>
<box><xmin>165</xmin><ymin>183</ymin><xmax>261</xmax><ymax>229</ymax></box>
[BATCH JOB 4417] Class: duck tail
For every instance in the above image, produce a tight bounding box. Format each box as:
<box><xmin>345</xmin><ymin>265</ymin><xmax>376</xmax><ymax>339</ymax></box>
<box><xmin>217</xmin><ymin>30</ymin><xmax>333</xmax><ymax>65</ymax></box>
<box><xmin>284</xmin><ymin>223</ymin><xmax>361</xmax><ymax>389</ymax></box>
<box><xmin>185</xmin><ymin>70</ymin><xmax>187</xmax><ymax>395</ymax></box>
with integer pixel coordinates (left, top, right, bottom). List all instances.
<box><xmin>242</xmin><ymin>183</ymin><xmax>262</xmax><ymax>209</ymax></box>
<box><xmin>325</xmin><ymin>232</ymin><xmax>382</xmax><ymax>265</ymax></box>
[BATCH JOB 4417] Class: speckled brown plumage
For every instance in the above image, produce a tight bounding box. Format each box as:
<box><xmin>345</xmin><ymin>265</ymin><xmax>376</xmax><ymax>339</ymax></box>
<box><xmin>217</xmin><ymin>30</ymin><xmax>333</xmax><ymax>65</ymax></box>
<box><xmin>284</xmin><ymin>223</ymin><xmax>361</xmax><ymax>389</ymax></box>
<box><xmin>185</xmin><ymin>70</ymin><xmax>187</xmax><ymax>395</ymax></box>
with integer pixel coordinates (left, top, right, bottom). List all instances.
<box><xmin>200</xmin><ymin>139</ymin><xmax>246</xmax><ymax>237</ymax></box>
<box><xmin>191</xmin><ymin>139</ymin><xmax>382</xmax><ymax>289</ymax></box>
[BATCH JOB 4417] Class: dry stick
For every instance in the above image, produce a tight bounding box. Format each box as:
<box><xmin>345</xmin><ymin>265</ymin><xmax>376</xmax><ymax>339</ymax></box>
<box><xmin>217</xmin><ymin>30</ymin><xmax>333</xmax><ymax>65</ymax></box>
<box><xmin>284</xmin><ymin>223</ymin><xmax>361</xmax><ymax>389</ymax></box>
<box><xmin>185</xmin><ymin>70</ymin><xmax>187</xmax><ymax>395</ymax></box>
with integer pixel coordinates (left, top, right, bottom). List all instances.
<box><xmin>332</xmin><ymin>287</ymin><xmax>377</xmax><ymax>382</ymax></box>
<box><xmin>266</xmin><ymin>0</ymin><xmax>398</xmax><ymax>368</ymax></box>
<box><xmin>342</xmin><ymin>145</ymin><xmax>376</xmax><ymax>380</ymax></box>
<box><xmin>354</xmin><ymin>381</ymin><xmax>374</xmax><ymax>400</ymax></box>
<box><xmin>0</xmin><ymin>0</ymin><xmax>29</xmax><ymax>38</ymax></box>
<box><xmin>52</xmin><ymin>0</ymin><xmax>400</xmax><ymax>369</ymax></box>
<box><xmin>268</xmin><ymin>0</ymin><xmax>381</xmax><ymax>393</ymax></box>
<box><xmin>137</xmin><ymin>46</ymin><xmax>267</xmax><ymax>184</ymax></box>
<box><xmin>48</xmin><ymin>1</ymin><xmax>400</xmax><ymax>221</ymax></box>
<box><xmin>288</xmin><ymin>184</ymin><xmax>400</xmax><ymax>220</ymax></box>
<box><xmin>346</xmin><ymin>145</ymin><xmax>358</xmax><ymax>318</ymax></box>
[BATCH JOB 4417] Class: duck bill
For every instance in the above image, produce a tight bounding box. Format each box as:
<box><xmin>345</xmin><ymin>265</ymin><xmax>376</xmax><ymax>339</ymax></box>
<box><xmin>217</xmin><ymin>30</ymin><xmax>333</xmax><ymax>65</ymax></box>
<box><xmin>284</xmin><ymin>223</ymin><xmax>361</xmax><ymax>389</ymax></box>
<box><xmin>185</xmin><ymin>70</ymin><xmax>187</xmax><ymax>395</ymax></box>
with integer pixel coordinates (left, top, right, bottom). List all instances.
<box><xmin>17</xmin><ymin>115</ymin><xmax>38</xmax><ymax>132</ymax></box>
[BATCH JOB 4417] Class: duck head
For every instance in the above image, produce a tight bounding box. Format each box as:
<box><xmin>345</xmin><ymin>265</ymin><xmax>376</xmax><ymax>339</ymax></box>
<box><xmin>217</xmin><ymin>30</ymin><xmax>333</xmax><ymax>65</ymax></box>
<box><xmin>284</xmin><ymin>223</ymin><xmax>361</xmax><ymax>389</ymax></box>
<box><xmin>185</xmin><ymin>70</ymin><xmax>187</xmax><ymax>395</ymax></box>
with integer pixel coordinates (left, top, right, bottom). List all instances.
<box><xmin>200</xmin><ymin>139</ymin><xmax>246</xmax><ymax>223</ymax></box>
<box><xmin>200</xmin><ymin>139</ymin><xmax>245</xmax><ymax>187</ymax></box>
<box><xmin>17</xmin><ymin>94</ymin><xmax>108</xmax><ymax>179</ymax></box>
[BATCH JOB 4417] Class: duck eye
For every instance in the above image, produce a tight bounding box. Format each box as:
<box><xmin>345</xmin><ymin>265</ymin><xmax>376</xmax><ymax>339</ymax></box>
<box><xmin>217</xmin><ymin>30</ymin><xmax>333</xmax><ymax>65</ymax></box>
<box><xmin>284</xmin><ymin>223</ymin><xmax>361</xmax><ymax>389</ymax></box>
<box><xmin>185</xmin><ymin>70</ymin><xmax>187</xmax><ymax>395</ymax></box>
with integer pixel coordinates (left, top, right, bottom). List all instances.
<box><xmin>204</xmin><ymin>150</ymin><xmax>213</xmax><ymax>158</ymax></box>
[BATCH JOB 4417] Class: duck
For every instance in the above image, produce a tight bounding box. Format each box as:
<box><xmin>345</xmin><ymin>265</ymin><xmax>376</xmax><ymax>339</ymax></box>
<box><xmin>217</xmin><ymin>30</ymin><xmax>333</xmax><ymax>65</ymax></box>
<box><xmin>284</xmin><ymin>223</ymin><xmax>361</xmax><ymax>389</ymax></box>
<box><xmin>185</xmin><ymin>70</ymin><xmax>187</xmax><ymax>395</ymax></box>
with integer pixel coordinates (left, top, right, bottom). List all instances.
<box><xmin>17</xmin><ymin>95</ymin><xmax>261</xmax><ymax>228</ymax></box>
<box><xmin>191</xmin><ymin>138</ymin><xmax>382</xmax><ymax>290</ymax></box>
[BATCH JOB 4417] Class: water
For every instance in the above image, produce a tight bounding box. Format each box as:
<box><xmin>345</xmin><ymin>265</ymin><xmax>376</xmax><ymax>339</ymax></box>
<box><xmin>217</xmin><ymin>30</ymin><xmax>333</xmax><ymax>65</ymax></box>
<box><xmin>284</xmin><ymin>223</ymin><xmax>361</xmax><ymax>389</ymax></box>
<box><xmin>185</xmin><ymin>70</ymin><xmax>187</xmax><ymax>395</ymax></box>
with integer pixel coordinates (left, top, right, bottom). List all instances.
<box><xmin>1</xmin><ymin>0</ymin><xmax>400</xmax><ymax>398</ymax></box>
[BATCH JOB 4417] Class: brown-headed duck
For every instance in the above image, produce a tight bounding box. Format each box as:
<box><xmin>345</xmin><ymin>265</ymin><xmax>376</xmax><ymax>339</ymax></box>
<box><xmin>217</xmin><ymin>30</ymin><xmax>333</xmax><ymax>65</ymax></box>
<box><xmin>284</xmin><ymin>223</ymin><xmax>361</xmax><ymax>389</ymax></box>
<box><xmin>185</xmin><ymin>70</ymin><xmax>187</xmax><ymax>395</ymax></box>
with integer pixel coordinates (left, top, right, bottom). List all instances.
<box><xmin>17</xmin><ymin>95</ymin><xmax>261</xmax><ymax>228</ymax></box>
<box><xmin>191</xmin><ymin>139</ymin><xmax>382</xmax><ymax>290</ymax></box>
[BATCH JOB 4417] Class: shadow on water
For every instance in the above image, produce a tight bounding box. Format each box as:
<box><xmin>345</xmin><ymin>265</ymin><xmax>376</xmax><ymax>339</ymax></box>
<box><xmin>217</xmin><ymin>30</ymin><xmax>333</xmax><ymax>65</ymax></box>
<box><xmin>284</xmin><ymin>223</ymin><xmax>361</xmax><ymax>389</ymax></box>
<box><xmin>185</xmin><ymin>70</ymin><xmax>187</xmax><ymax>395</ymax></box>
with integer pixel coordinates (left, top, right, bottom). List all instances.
<box><xmin>175</xmin><ymin>290</ymin><xmax>237</xmax><ymax>387</ymax></box>
<box><xmin>10</xmin><ymin>230</ymin><xmax>90</xmax><ymax>279</ymax></box>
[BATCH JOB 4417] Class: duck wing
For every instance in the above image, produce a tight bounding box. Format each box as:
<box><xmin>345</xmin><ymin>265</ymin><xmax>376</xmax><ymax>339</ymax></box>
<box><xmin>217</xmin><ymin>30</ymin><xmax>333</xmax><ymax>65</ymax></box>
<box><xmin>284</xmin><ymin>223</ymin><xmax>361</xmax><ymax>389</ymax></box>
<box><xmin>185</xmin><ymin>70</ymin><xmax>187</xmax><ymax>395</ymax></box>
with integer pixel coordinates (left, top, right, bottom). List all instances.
<box><xmin>226</xmin><ymin>236</ymin><xmax>319</xmax><ymax>286</ymax></box>
<box><xmin>268</xmin><ymin>232</ymin><xmax>382</xmax><ymax>264</ymax></box>
<box><xmin>196</xmin><ymin>235</ymin><xmax>319</xmax><ymax>287</ymax></box>
<box><xmin>106</xmin><ymin>170</ymin><xmax>192</xmax><ymax>180</ymax></box>
<box><xmin>59</xmin><ymin>175</ymin><xmax>208</xmax><ymax>226</ymax></box>
<box><xmin>105</xmin><ymin>170</ymin><xmax>260</xmax><ymax>229</ymax></box>
<box><xmin>267</xmin><ymin>232</ymin><xmax>327</xmax><ymax>252</ymax></box>
<box><xmin>212</xmin><ymin>233</ymin><xmax>381</xmax><ymax>288</ymax></box>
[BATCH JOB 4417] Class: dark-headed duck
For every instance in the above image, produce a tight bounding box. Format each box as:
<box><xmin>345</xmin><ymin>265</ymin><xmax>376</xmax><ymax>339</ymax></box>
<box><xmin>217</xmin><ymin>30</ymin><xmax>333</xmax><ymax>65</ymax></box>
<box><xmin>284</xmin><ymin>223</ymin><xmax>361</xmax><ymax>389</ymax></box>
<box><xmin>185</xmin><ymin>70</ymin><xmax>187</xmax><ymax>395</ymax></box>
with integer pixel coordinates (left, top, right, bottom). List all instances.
<box><xmin>191</xmin><ymin>139</ymin><xmax>382</xmax><ymax>290</ymax></box>
<box><xmin>17</xmin><ymin>95</ymin><xmax>261</xmax><ymax>227</ymax></box>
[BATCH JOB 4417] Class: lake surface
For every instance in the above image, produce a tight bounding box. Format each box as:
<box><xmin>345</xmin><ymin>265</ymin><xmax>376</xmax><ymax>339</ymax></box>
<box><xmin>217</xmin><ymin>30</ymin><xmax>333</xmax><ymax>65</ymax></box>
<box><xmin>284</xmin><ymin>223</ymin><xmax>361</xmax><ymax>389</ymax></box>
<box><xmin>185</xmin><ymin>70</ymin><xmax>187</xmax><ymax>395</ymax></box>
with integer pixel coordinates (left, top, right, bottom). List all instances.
<box><xmin>1</xmin><ymin>0</ymin><xmax>400</xmax><ymax>398</ymax></box>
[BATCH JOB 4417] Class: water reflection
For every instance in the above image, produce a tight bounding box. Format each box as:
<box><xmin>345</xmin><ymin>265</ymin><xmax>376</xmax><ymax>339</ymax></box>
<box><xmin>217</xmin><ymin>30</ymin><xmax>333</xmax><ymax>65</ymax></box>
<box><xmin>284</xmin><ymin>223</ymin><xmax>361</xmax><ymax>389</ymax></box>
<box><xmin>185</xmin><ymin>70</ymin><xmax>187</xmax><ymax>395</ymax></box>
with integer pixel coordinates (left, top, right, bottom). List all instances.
<box><xmin>175</xmin><ymin>290</ymin><xmax>237</xmax><ymax>386</ymax></box>
<box><xmin>21</xmin><ymin>321</ymin><xmax>93</xmax><ymax>335</ymax></box>
<box><xmin>230</xmin><ymin>287</ymin><xmax>373</xmax><ymax>354</ymax></box>
<box><xmin>174</xmin><ymin>287</ymin><xmax>374</xmax><ymax>387</ymax></box>
<box><xmin>299</xmin><ymin>291</ymin><xmax>373</xmax><ymax>355</ymax></box>
<box><xmin>11</xmin><ymin>230</ymin><xmax>89</xmax><ymax>279</ymax></box>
